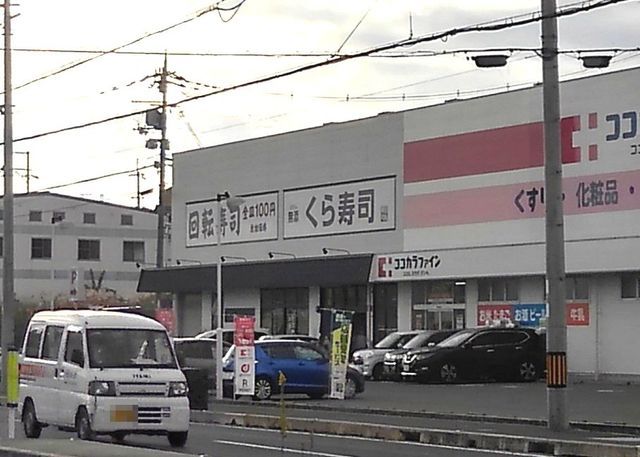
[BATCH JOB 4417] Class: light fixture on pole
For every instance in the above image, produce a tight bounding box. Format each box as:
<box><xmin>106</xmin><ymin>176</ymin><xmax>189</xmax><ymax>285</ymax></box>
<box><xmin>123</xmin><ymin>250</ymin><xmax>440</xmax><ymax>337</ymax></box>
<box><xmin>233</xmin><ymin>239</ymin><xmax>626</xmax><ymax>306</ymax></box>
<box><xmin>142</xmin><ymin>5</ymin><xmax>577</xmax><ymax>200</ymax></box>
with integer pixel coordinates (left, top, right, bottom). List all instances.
<box><xmin>175</xmin><ymin>258</ymin><xmax>202</xmax><ymax>265</ymax></box>
<box><xmin>221</xmin><ymin>255</ymin><xmax>247</xmax><ymax>263</ymax></box>
<box><xmin>214</xmin><ymin>191</ymin><xmax>245</xmax><ymax>400</ymax></box>
<box><xmin>471</xmin><ymin>54</ymin><xmax>509</xmax><ymax>68</ymax></box>
<box><xmin>268</xmin><ymin>251</ymin><xmax>296</xmax><ymax>259</ymax></box>
<box><xmin>322</xmin><ymin>247</ymin><xmax>351</xmax><ymax>255</ymax></box>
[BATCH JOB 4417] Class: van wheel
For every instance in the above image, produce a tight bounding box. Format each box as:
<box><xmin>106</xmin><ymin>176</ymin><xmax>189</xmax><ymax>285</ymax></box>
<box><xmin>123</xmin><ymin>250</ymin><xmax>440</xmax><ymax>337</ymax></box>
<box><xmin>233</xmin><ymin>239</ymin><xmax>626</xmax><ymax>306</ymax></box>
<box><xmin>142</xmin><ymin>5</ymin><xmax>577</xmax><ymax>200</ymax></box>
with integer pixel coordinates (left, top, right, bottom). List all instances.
<box><xmin>22</xmin><ymin>400</ymin><xmax>42</xmax><ymax>439</ymax></box>
<box><xmin>111</xmin><ymin>431</ymin><xmax>127</xmax><ymax>443</ymax></box>
<box><xmin>76</xmin><ymin>408</ymin><xmax>95</xmax><ymax>441</ymax></box>
<box><xmin>168</xmin><ymin>431</ymin><xmax>188</xmax><ymax>447</ymax></box>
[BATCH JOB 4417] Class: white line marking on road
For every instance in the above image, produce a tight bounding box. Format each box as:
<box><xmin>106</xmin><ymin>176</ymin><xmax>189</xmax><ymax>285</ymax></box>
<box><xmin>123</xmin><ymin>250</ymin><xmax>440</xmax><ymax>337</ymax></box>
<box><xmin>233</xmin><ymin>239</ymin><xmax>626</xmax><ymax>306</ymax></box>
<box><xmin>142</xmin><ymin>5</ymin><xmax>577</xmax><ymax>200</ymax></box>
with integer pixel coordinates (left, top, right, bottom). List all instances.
<box><xmin>592</xmin><ymin>436</ymin><xmax>640</xmax><ymax>442</ymax></box>
<box><xmin>596</xmin><ymin>389</ymin><xmax>618</xmax><ymax>393</ymax></box>
<box><xmin>213</xmin><ymin>424</ymin><xmax>549</xmax><ymax>456</ymax></box>
<box><xmin>214</xmin><ymin>439</ymin><xmax>353</xmax><ymax>457</ymax></box>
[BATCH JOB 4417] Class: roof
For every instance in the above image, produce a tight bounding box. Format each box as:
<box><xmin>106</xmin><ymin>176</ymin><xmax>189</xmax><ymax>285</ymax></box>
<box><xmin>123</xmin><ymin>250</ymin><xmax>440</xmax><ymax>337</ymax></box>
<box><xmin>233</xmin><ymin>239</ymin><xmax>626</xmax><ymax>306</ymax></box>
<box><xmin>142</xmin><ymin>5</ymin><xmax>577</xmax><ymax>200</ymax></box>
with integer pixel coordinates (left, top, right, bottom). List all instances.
<box><xmin>29</xmin><ymin>310</ymin><xmax>165</xmax><ymax>330</ymax></box>
<box><xmin>1</xmin><ymin>191</ymin><xmax>156</xmax><ymax>214</ymax></box>
<box><xmin>137</xmin><ymin>254</ymin><xmax>374</xmax><ymax>293</ymax></box>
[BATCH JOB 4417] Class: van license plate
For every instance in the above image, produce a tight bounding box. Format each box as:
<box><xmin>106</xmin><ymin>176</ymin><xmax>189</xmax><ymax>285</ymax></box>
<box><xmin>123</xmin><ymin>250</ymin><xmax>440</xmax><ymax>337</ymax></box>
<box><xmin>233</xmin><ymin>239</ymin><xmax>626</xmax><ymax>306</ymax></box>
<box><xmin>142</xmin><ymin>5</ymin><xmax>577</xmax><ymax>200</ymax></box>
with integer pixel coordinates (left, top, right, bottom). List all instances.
<box><xmin>111</xmin><ymin>406</ymin><xmax>137</xmax><ymax>422</ymax></box>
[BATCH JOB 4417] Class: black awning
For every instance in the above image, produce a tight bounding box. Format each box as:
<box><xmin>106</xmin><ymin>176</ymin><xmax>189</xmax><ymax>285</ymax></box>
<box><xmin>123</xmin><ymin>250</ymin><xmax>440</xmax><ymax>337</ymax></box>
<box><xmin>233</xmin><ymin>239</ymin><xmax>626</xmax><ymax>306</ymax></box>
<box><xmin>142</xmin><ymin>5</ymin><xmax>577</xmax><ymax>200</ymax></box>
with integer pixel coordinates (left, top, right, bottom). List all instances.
<box><xmin>137</xmin><ymin>254</ymin><xmax>374</xmax><ymax>293</ymax></box>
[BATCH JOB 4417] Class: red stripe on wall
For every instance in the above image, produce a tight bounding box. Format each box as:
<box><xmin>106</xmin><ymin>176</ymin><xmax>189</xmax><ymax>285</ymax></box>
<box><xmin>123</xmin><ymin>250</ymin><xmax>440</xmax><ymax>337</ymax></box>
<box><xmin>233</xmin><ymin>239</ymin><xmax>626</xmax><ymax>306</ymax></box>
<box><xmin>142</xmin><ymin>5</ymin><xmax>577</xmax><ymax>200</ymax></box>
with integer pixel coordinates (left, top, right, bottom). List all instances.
<box><xmin>404</xmin><ymin>117</ymin><xmax>581</xmax><ymax>183</ymax></box>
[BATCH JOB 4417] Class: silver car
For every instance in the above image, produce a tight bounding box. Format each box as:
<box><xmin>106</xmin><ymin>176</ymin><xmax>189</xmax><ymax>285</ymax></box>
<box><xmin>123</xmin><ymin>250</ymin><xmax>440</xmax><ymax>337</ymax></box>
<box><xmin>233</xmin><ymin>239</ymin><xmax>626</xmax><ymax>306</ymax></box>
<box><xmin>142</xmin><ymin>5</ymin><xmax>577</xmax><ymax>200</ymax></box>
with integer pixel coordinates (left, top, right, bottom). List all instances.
<box><xmin>351</xmin><ymin>331</ymin><xmax>422</xmax><ymax>380</ymax></box>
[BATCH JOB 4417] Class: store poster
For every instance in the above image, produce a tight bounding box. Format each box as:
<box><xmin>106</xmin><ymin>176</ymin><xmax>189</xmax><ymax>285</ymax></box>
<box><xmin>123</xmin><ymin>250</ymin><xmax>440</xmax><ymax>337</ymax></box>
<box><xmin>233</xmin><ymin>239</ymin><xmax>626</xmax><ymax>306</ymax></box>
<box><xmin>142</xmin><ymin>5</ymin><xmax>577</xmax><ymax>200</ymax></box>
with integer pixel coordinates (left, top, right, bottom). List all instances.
<box><xmin>329</xmin><ymin>310</ymin><xmax>353</xmax><ymax>400</ymax></box>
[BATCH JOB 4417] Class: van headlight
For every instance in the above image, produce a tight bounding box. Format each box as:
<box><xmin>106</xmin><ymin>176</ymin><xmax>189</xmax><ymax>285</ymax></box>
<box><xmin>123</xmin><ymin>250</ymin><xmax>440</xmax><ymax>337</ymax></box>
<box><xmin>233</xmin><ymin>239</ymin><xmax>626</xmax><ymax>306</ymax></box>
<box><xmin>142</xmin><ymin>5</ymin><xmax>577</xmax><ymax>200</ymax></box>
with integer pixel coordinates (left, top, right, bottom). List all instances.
<box><xmin>169</xmin><ymin>381</ymin><xmax>188</xmax><ymax>397</ymax></box>
<box><xmin>88</xmin><ymin>381</ymin><xmax>116</xmax><ymax>396</ymax></box>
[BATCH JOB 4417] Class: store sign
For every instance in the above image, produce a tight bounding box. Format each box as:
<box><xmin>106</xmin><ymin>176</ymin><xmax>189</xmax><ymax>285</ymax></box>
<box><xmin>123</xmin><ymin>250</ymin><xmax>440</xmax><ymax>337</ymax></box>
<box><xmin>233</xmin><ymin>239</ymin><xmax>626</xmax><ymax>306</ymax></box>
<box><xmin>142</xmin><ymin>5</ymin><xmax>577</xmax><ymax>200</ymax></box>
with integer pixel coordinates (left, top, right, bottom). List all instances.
<box><xmin>566</xmin><ymin>302</ymin><xmax>590</xmax><ymax>326</ymax></box>
<box><xmin>154</xmin><ymin>308</ymin><xmax>176</xmax><ymax>335</ymax></box>
<box><xmin>477</xmin><ymin>304</ymin><xmax>513</xmax><ymax>326</ymax></box>
<box><xmin>283</xmin><ymin>176</ymin><xmax>395</xmax><ymax>239</ymax></box>
<box><xmin>513</xmin><ymin>303</ymin><xmax>546</xmax><ymax>328</ymax></box>
<box><xmin>186</xmin><ymin>192</ymin><xmax>278</xmax><ymax>247</ymax></box>
<box><xmin>371</xmin><ymin>252</ymin><xmax>441</xmax><ymax>281</ymax></box>
<box><xmin>329</xmin><ymin>310</ymin><xmax>353</xmax><ymax>400</ymax></box>
<box><xmin>234</xmin><ymin>316</ymin><xmax>256</xmax><ymax>396</ymax></box>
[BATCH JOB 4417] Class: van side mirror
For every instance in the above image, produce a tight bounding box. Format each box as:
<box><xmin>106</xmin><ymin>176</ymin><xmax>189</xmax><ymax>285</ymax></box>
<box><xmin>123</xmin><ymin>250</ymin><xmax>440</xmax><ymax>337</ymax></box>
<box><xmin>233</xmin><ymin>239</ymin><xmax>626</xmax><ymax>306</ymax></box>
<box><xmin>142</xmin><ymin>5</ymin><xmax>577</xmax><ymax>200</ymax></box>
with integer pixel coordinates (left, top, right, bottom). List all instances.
<box><xmin>71</xmin><ymin>349</ymin><xmax>84</xmax><ymax>367</ymax></box>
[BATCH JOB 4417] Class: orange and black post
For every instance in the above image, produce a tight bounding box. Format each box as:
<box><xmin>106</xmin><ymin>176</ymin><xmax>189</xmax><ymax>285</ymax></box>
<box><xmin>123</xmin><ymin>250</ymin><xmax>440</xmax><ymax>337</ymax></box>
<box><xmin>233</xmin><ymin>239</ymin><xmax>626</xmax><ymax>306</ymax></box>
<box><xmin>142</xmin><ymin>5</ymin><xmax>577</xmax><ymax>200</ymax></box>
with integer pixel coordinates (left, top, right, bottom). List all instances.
<box><xmin>546</xmin><ymin>352</ymin><xmax>567</xmax><ymax>388</ymax></box>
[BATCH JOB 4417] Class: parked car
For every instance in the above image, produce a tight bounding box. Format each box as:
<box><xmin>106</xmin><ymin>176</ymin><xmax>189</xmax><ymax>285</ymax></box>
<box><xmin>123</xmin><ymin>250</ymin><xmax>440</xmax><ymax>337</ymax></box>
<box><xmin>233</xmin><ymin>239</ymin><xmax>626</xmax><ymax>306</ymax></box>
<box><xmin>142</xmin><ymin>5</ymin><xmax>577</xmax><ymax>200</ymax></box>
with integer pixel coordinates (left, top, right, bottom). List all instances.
<box><xmin>351</xmin><ymin>330</ymin><xmax>422</xmax><ymax>380</ymax></box>
<box><xmin>194</xmin><ymin>328</ymin><xmax>270</xmax><ymax>345</ymax></box>
<box><xmin>258</xmin><ymin>334</ymin><xmax>319</xmax><ymax>344</ymax></box>
<box><xmin>383</xmin><ymin>329</ymin><xmax>459</xmax><ymax>380</ymax></box>
<box><xmin>222</xmin><ymin>340</ymin><xmax>365</xmax><ymax>401</ymax></box>
<box><xmin>173</xmin><ymin>337</ymin><xmax>232</xmax><ymax>385</ymax></box>
<box><xmin>401</xmin><ymin>326</ymin><xmax>545</xmax><ymax>383</ymax></box>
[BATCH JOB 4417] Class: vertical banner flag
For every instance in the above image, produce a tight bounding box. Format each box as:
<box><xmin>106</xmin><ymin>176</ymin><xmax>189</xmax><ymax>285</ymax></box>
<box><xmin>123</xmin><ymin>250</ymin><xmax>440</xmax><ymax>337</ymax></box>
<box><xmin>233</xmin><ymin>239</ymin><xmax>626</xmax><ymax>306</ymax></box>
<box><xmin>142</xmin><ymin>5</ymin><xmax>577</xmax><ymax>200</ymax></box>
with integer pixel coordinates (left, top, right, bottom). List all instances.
<box><xmin>234</xmin><ymin>315</ymin><xmax>256</xmax><ymax>396</ymax></box>
<box><xmin>329</xmin><ymin>310</ymin><xmax>353</xmax><ymax>400</ymax></box>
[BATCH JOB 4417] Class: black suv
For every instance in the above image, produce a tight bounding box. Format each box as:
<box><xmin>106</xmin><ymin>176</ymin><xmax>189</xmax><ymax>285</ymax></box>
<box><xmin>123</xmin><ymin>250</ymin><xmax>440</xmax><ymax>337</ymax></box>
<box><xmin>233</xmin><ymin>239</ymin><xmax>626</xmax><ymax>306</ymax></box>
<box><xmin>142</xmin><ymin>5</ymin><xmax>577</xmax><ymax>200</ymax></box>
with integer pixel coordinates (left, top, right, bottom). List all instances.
<box><xmin>401</xmin><ymin>327</ymin><xmax>545</xmax><ymax>383</ymax></box>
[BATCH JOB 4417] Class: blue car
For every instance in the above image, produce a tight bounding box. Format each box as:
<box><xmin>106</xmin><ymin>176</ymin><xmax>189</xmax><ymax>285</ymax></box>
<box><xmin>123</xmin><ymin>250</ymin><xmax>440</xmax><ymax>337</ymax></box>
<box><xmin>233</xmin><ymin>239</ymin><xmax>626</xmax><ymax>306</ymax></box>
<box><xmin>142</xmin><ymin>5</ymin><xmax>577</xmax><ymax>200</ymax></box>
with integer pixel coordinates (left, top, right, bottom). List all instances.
<box><xmin>223</xmin><ymin>340</ymin><xmax>365</xmax><ymax>401</ymax></box>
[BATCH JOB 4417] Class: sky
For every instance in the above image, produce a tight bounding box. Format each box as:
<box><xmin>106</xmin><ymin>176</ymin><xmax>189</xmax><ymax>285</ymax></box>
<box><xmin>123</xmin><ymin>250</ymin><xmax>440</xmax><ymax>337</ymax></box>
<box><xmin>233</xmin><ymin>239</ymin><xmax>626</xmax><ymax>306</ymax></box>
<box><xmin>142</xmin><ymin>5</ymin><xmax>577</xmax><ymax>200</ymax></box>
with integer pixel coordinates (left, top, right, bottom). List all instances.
<box><xmin>3</xmin><ymin>0</ymin><xmax>639</xmax><ymax>209</ymax></box>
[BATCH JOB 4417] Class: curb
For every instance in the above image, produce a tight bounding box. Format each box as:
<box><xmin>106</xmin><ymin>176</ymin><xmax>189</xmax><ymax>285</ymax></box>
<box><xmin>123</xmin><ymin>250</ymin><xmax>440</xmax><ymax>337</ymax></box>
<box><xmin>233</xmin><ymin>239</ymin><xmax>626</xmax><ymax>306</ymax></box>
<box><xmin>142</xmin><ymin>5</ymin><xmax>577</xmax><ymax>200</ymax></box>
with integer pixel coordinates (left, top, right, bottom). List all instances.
<box><xmin>192</xmin><ymin>411</ymin><xmax>640</xmax><ymax>457</ymax></box>
<box><xmin>209</xmin><ymin>399</ymin><xmax>640</xmax><ymax>435</ymax></box>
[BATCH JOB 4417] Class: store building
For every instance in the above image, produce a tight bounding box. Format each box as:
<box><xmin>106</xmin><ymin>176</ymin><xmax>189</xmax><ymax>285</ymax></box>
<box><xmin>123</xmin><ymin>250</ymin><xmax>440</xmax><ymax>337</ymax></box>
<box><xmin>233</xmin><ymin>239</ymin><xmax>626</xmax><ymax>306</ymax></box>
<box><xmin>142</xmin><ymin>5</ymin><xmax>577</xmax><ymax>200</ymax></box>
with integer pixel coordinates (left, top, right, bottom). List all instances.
<box><xmin>138</xmin><ymin>66</ymin><xmax>640</xmax><ymax>379</ymax></box>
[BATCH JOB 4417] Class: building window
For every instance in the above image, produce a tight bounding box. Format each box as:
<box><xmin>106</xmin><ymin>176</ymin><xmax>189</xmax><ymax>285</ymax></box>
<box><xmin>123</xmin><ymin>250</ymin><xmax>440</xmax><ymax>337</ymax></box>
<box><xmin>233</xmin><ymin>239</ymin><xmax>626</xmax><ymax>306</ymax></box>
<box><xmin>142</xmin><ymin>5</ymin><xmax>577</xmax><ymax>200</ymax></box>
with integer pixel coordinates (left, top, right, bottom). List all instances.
<box><xmin>224</xmin><ymin>307</ymin><xmax>256</xmax><ymax>324</ymax></box>
<box><xmin>83</xmin><ymin>213</ymin><xmax>96</xmax><ymax>224</ymax></box>
<box><xmin>121</xmin><ymin>214</ymin><xmax>133</xmax><ymax>226</ymax></box>
<box><xmin>31</xmin><ymin>238</ymin><xmax>52</xmax><ymax>259</ymax></box>
<box><xmin>78</xmin><ymin>239</ymin><xmax>100</xmax><ymax>261</ymax></box>
<box><xmin>411</xmin><ymin>280</ymin><xmax>466</xmax><ymax>305</ymax></box>
<box><xmin>52</xmin><ymin>211</ymin><xmax>65</xmax><ymax>222</ymax></box>
<box><xmin>29</xmin><ymin>210</ymin><xmax>42</xmax><ymax>222</ymax></box>
<box><xmin>0</xmin><ymin>236</ymin><xmax>3</xmax><ymax>257</ymax></box>
<box><xmin>0</xmin><ymin>209</ymin><xmax>3</xmax><ymax>220</ymax></box>
<box><xmin>478</xmin><ymin>278</ymin><xmax>519</xmax><ymax>302</ymax></box>
<box><xmin>621</xmin><ymin>273</ymin><xmax>640</xmax><ymax>299</ymax></box>
<box><xmin>566</xmin><ymin>276</ymin><xmax>589</xmax><ymax>300</ymax></box>
<box><xmin>123</xmin><ymin>241</ymin><xmax>145</xmax><ymax>262</ymax></box>
<box><xmin>261</xmin><ymin>288</ymin><xmax>309</xmax><ymax>336</ymax></box>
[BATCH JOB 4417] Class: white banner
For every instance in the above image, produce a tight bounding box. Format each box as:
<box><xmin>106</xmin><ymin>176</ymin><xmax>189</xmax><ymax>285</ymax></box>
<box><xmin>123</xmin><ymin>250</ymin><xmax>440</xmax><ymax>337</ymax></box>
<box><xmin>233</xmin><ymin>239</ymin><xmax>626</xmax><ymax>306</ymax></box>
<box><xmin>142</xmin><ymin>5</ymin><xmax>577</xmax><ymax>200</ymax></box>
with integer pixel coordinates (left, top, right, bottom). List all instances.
<box><xmin>284</xmin><ymin>176</ymin><xmax>396</xmax><ymax>239</ymax></box>
<box><xmin>234</xmin><ymin>346</ymin><xmax>255</xmax><ymax>396</ymax></box>
<box><xmin>185</xmin><ymin>192</ymin><xmax>278</xmax><ymax>247</ymax></box>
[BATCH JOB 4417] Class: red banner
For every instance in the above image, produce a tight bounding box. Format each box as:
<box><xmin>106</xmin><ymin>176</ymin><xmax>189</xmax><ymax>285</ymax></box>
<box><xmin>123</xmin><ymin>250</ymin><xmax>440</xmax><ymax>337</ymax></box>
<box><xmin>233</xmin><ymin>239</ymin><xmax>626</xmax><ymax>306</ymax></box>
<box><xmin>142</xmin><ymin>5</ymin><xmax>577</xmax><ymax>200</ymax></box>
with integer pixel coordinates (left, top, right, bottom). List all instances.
<box><xmin>234</xmin><ymin>315</ymin><xmax>256</xmax><ymax>346</ymax></box>
<box><xmin>477</xmin><ymin>304</ymin><xmax>513</xmax><ymax>326</ymax></box>
<box><xmin>155</xmin><ymin>308</ymin><xmax>175</xmax><ymax>335</ymax></box>
<box><xmin>566</xmin><ymin>302</ymin><xmax>590</xmax><ymax>326</ymax></box>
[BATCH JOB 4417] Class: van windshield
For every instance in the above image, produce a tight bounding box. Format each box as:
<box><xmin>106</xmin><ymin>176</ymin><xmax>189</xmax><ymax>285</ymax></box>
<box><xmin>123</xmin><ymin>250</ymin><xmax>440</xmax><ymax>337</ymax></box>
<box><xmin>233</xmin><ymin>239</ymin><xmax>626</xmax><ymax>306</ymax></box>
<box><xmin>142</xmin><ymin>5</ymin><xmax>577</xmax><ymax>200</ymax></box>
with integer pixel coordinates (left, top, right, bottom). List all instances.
<box><xmin>87</xmin><ymin>329</ymin><xmax>177</xmax><ymax>369</ymax></box>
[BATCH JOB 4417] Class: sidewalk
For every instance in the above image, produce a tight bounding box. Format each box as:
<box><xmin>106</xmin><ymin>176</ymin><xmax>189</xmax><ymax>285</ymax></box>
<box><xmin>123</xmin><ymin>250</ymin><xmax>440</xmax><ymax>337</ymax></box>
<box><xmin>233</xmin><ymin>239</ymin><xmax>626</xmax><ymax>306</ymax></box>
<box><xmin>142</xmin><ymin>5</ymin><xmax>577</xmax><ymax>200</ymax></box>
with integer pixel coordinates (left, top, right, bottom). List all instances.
<box><xmin>0</xmin><ymin>440</ymin><xmax>188</xmax><ymax>457</ymax></box>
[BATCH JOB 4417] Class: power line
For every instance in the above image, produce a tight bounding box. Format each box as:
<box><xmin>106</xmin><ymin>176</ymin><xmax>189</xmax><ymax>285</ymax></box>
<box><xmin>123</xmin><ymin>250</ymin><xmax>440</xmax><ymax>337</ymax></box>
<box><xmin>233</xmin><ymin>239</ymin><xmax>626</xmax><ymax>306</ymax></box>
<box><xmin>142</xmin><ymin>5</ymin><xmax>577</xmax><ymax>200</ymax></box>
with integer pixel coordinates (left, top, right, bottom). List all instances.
<box><xmin>3</xmin><ymin>0</ymin><xmax>631</xmax><ymax>146</ymax></box>
<box><xmin>37</xmin><ymin>164</ymin><xmax>156</xmax><ymax>192</ymax></box>
<box><xmin>3</xmin><ymin>0</ymin><xmax>246</xmax><ymax>95</ymax></box>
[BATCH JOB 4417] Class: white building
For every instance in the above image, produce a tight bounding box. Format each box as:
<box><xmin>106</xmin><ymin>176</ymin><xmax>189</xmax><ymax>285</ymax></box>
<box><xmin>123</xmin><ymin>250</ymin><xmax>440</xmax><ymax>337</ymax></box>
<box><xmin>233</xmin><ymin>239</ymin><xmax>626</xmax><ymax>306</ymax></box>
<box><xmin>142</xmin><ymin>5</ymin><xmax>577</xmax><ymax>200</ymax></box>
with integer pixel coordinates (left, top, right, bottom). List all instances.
<box><xmin>138</xmin><ymin>66</ymin><xmax>640</xmax><ymax>380</ymax></box>
<box><xmin>1</xmin><ymin>192</ymin><xmax>158</xmax><ymax>309</ymax></box>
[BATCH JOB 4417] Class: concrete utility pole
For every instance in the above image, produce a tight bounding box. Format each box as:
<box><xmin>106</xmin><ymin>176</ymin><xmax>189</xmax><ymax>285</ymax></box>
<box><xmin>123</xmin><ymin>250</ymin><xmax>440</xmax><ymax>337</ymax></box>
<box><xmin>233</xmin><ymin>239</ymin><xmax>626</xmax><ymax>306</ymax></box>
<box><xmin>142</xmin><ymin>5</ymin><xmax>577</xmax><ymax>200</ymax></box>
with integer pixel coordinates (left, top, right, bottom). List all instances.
<box><xmin>155</xmin><ymin>54</ymin><xmax>168</xmax><ymax>269</ymax></box>
<box><xmin>1</xmin><ymin>0</ymin><xmax>15</xmax><ymax>403</ymax></box>
<box><xmin>541</xmin><ymin>0</ymin><xmax>568</xmax><ymax>431</ymax></box>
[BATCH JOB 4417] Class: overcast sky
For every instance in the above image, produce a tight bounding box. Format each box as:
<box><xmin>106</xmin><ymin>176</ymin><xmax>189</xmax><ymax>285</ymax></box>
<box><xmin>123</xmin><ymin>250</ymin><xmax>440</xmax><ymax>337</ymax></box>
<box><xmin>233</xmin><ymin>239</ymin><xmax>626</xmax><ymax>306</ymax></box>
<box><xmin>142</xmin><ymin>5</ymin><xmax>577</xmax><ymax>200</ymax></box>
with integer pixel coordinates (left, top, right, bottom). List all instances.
<box><xmin>4</xmin><ymin>0</ymin><xmax>639</xmax><ymax>208</ymax></box>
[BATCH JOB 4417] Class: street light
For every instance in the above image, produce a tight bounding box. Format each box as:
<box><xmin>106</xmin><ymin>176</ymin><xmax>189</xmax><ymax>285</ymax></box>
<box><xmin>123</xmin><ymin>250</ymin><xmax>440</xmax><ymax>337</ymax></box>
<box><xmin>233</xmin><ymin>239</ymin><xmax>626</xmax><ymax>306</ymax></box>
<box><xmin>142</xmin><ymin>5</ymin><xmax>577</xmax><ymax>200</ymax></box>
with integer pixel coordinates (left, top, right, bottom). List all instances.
<box><xmin>214</xmin><ymin>191</ymin><xmax>245</xmax><ymax>400</ymax></box>
<box><xmin>221</xmin><ymin>255</ymin><xmax>247</xmax><ymax>263</ymax></box>
<box><xmin>175</xmin><ymin>258</ymin><xmax>202</xmax><ymax>265</ymax></box>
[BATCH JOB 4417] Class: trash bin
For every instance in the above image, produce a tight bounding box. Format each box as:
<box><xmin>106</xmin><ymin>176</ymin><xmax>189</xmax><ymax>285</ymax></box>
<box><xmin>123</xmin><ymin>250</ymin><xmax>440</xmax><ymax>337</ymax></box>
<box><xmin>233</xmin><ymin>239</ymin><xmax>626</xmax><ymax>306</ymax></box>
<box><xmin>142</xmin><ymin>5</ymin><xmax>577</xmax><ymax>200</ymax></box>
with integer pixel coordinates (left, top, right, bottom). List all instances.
<box><xmin>182</xmin><ymin>368</ymin><xmax>209</xmax><ymax>410</ymax></box>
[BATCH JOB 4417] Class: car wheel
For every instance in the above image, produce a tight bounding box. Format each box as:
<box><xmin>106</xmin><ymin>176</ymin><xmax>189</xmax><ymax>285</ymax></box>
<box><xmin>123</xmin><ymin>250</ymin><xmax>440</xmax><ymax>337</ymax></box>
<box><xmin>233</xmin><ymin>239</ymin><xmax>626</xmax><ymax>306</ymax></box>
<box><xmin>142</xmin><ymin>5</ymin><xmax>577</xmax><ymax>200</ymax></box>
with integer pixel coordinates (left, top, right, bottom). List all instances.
<box><xmin>344</xmin><ymin>374</ymin><xmax>358</xmax><ymax>399</ymax></box>
<box><xmin>518</xmin><ymin>360</ymin><xmax>538</xmax><ymax>382</ymax></box>
<box><xmin>168</xmin><ymin>431</ymin><xmax>189</xmax><ymax>447</ymax></box>
<box><xmin>22</xmin><ymin>400</ymin><xmax>42</xmax><ymax>439</ymax></box>
<box><xmin>371</xmin><ymin>363</ymin><xmax>384</xmax><ymax>381</ymax></box>
<box><xmin>439</xmin><ymin>363</ymin><xmax>457</xmax><ymax>383</ymax></box>
<box><xmin>76</xmin><ymin>407</ymin><xmax>95</xmax><ymax>441</ymax></box>
<box><xmin>253</xmin><ymin>376</ymin><xmax>274</xmax><ymax>401</ymax></box>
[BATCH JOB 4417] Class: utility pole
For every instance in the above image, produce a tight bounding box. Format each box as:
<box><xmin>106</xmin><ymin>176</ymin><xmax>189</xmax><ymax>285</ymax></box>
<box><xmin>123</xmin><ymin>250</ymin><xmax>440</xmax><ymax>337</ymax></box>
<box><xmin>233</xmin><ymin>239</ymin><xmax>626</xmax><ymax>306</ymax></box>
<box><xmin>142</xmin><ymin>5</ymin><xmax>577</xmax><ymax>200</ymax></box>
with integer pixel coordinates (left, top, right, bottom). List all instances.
<box><xmin>155</xmin><ymin>54</ymin><xmax>168</xmax><ymax>269</ymax></box>
<box><xmin>1</xmin><ymin>0</ymin><xmax>15</xmax><ymax>404</ymax></box>
<box><xmin>541</xmin><ymin>0</ymin><xmax>568</xmax><ymax>431</ymax></box>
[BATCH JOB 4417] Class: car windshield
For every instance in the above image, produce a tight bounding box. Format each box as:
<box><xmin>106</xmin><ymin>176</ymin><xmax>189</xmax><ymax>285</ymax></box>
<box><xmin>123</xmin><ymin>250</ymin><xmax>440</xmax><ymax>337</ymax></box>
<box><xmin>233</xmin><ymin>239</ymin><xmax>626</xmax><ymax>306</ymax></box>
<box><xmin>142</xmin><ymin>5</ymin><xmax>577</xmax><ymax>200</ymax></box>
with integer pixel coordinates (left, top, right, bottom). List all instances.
<box><xmin>403</xmin><ymin>333</ymin><xmax>433</xmax><ymax>349</ymax></box>
<box><xmin>87</xmin><ymin>328</ymin><xmax>177</xmax><ymax>369</ymax></box>
<box><xmin>436</xmin><ymin>329</ymin><xmax>475</xmax><ymax>348</ymax></box>
<box><xmin>375</xmin><ymin>332</ymin><xmax>415</xmax><ymax>349</ymax></box>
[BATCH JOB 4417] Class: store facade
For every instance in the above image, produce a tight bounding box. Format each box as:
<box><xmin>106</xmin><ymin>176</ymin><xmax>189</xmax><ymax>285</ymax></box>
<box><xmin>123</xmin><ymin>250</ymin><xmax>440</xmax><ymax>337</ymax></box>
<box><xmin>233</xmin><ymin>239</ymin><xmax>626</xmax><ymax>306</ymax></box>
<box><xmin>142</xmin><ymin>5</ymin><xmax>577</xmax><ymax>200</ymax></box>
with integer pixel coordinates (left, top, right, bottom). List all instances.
<box><xmin>139</xmin><ymin>66</ymin><xmax>640</xmax><ymax>378</ymax></box>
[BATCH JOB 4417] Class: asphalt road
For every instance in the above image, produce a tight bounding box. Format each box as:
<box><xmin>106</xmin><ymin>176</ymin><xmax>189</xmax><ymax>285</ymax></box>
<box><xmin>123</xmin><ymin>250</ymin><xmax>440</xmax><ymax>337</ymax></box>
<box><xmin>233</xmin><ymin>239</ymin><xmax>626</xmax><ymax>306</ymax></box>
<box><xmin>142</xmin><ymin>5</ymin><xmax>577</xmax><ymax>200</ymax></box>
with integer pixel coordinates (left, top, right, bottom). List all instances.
<box><xmin>0</xmin><ymin>414</ymin><xmax>554</xmax><ymax>457</ymax></box>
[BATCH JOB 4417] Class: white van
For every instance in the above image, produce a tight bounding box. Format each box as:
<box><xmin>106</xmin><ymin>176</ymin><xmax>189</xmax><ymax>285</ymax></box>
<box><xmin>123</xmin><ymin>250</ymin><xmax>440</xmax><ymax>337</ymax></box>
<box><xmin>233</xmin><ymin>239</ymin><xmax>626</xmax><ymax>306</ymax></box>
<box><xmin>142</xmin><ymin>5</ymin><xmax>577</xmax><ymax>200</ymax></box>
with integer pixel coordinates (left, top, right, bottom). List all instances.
<box><xmin>19</xmin><ymin>310</ymin><xmax>190</xmax><ymax>447</ymax></box>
